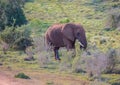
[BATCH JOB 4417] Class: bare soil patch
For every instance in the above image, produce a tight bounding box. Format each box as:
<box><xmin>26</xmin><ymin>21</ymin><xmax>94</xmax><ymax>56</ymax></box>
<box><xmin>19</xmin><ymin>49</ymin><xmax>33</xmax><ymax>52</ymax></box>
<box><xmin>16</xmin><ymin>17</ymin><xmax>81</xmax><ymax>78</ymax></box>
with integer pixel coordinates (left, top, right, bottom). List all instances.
<box><xmin>0</xmin><ymin>68</ymin><xmax>89</xmax><ymax>85</ymax></box>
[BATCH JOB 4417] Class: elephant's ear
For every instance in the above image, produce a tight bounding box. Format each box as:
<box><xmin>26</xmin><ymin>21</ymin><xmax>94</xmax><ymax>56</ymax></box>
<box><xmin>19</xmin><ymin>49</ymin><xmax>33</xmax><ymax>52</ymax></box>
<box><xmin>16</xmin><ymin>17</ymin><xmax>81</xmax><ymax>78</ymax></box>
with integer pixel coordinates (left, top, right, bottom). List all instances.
<box><xmin>61</xmin><ymin>23</ymin><xmax>74</xmax><ymax>41</ymax></box>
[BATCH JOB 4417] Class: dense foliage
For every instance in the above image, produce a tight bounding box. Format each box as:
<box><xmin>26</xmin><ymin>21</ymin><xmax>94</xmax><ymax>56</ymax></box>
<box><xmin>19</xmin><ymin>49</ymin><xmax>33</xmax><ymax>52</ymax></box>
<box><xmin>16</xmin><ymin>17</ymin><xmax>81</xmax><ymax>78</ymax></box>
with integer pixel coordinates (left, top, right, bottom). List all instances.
<box><xmin>0</xmin><ymin>27</ymin><xmax>32</xmax><ymax>51</ymax></box>
<box><xmin>0</xmin><ymin>0</ymin><xmax>27</xmax><ymax>31</ymax></box>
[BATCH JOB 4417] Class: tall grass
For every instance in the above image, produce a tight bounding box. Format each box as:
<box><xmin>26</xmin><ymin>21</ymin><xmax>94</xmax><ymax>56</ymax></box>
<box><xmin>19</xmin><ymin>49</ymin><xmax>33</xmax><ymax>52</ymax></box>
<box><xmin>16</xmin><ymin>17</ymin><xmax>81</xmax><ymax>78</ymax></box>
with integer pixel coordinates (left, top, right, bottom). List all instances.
<box><xmin>106</xmin><ymin>48</ymin><xmax>120</xmax><ymax>73</ymax></box>
<box><xmin>59</xmin><ymin>50</ymin><xmax>73</xmax><ymax>72</ymax></box>
<box><xmin>72</xmin><ymin>47</ymin><xmax>108</xmax><ymax>80</ymax></box>
<box><xmin>33</xmin><ymin>36</ymin><xmax>52</xmax><ymax>67</ymax></box>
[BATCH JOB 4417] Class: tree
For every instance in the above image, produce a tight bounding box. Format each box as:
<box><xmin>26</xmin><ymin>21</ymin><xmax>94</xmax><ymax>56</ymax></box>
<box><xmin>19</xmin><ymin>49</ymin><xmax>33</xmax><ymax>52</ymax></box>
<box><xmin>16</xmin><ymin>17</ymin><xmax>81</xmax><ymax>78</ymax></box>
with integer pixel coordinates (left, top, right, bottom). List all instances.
<box><xmin>0</xmin><ymin>0</ymin><xmax>27</xmax><ymax>31</ymax></box>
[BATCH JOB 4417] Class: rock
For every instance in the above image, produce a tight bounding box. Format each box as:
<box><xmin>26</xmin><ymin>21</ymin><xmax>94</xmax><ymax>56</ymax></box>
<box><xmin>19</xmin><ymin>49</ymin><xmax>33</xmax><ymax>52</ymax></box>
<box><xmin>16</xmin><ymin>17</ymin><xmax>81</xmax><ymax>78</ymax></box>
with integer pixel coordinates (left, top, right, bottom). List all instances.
<box><xmin>0</xmin><ymin>63</ymin><xmax>3</xmax><ymax>66</ymax></box>
<box><xmin>24</xmin><ymin>56</ymin><xmax>34</xmax><ymax>61</ymax></box>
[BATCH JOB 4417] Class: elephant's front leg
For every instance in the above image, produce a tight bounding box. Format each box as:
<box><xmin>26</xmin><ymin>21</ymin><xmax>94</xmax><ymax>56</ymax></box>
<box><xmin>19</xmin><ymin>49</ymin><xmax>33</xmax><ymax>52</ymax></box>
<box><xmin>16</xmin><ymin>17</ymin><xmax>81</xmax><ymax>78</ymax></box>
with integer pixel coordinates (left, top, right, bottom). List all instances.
<box><xmin>66</xmin><ymin>43</ymin><xmax>76</xmax><ymax>58</ymax></box>
<box><xmin>53</xmin><ymin>47</ymin><xmax>61</xmax><ymax>60</ymax></box>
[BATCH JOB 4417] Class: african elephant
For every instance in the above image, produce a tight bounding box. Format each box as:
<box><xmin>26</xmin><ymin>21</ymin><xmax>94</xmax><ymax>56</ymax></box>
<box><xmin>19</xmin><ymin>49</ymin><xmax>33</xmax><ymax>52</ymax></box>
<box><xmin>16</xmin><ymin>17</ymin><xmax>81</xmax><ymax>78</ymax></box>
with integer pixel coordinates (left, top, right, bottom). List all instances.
<box><xmin>45</xmin><ymin>23</ymin><xmax>87</xmax><ymax>60</ymax></box>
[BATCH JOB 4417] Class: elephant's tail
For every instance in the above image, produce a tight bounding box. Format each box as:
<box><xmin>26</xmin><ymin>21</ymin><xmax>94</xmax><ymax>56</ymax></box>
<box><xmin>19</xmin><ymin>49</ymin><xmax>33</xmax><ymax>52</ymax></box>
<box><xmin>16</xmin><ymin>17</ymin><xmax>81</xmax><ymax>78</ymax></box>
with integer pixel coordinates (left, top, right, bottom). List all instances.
<box><xmin>44</xmin><ymin>35</ymin><xmax>47</xmax><ymax>51</ymax></box>
<box><xmin>44</xmin><ymin>35</ymin><xmax>50</xmax><ymax>51</ymax></box>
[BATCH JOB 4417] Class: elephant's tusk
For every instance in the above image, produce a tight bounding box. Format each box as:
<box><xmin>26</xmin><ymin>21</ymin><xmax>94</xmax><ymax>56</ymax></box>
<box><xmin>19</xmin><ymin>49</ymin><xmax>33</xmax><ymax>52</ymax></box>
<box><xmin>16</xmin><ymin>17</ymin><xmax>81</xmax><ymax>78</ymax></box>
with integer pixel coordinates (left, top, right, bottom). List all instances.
<box><xmin>78</xmin><ymin>42</ymin><xmax>84</xmax><ymax>47</ymax></box>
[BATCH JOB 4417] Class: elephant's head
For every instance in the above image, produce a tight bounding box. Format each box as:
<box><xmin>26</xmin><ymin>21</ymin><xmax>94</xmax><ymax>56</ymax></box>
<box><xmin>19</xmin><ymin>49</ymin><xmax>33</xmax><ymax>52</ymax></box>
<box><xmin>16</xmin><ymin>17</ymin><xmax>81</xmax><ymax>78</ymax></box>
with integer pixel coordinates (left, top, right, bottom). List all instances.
<box><xmin>62</xmin><ymin>23</ymin><xmax>87</xmax><ymax>49</ymax></box>
<box><xmin>75</xmin><ymin>25</ymin><xmax>87</xmax><ymax>49</ymax></box>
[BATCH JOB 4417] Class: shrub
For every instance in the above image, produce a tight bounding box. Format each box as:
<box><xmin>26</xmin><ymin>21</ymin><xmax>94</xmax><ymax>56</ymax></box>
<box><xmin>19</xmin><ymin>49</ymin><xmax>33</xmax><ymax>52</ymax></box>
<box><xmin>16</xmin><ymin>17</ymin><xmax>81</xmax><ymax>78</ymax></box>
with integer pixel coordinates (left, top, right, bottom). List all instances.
<box><xmin>38</xmin><ymin>51</ymin><xmax>51</xmax><ymax>68</ymax></box>
<box><xmin>33</xmin><ymin>37</ymin><xmax>51</xmax><ymax>67</ymax></box>
<box><xmin>0</xmin><ymin>27</ymin><xmax>20</xmax><ymax>44</ymax></box>
<box><xmin>106</xmin><ymin>48</ymin><xmax>120</xmax><ymax>73</ymax></box>
<box><xmin>33</xmin><ymin>37</ymin><xmax>45</xmax><ymax>53</ymax></box>
<box><xmin>0</xmin><ymin>27</ymin><xmax>32</xmax><ymax>51</ymax></box>
<box><xmin>72</xmin><ymin>47</ymin><xmax>108</xmax><ymax>80</ymax></box>
<box><xmin>59</xmin><ymin>50</ymin><xmax>73</xmax><ymax>72</ymax></box>
<box><xmin>13</xmin><ymin>37</ymin><xmax>32</xmax><ymax>51</ymax></box>
<box><xmin>0</xmin><ymin>0</ymin><xmax>27</xmax><ymax>30</ymax></box>
<box><xmin>72</xmin><ymin>51</ymin><xmax>84</xmax><ymax>73</ymax></box>
<box><xmin>15</xmin><ymin>73</ymin><xmax>30</xmax><ymax>79</ymax></box>
<box><xmin>0</xmin><ymin>40</ymin><xmax>9</xmax><ymax>54</ymax></box>
<box><xmin>105</xmin><ymin>8</ymin><xmax>120</xmax><ymax>30</ymax></box>
<box><xmin>24</xmin><ymin>46</ymin><xmax>34</xmax><ymax>61</ymax></box>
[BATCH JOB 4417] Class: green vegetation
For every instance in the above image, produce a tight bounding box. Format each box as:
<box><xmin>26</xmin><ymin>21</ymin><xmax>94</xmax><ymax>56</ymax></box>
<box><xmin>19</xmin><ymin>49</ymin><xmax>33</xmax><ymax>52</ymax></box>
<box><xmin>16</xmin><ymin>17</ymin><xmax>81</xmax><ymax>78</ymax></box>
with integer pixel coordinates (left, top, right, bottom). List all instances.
<box><xmin>102</xmin><ymin>74</ymin><xmax>120</xmax><ymax>85</ymax></box>
<box><xmin>15</xmin><ymin>72</ymin><xmax>30</xmax><ymax>79</ymax></box>
<box><xmin>0</xmin><ymin>0</ymin><xmax>120</xmax><ymax>85</ymax></box>
<box><xmin>0</xmin><ymin>0</ymin><xmax>27</xmax><ymax>30</ymax></box>
<box><xmin>46</xmin><ymin>81</ymin><xmax>54</xmax><ymax>85</ymax></box>
<box><xmin>0</xmin><ymin>26</ymin><xmax>32</xmax><ymax>51</ymax></box>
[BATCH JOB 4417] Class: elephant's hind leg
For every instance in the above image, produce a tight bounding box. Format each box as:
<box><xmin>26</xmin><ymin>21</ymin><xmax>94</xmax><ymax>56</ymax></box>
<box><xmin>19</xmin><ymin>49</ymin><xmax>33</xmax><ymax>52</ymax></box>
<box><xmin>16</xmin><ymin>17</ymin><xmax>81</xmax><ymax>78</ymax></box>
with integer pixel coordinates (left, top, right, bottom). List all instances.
<box><xmin>53</xmin><ymin>47</ymin><xmax>61</xmax><ymax>60</ymax></box>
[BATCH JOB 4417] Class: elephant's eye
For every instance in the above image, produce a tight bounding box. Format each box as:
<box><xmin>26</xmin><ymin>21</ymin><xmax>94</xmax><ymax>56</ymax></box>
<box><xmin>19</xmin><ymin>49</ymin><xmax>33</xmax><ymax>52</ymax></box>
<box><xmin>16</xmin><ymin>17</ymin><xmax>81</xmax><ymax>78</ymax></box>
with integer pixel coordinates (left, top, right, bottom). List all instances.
<box><xmin>77</xmin><ymin>32</ymin><xmax>80</xmax><ymax>36</ymax></box>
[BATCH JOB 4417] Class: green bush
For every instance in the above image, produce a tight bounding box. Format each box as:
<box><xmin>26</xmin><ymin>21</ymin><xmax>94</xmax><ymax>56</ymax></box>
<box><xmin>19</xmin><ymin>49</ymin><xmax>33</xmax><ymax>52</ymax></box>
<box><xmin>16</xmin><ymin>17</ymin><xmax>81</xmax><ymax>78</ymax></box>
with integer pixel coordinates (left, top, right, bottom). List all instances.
<box><xmin>0</xmin><ymin>0</ymin><xmax>27</xmax><ymax>31</ymax></box>
<box><xmin>106</xmin><ymin>48</ymin><xmax>120</xmax><ymax>74</ymax></box>
<box><xmin>13</xmin><ymin>37</ymin><xmax>32</xmax><ymax>51</ymax></box>
<box><xmin>0</xmin><ymin>27</ymin><xmax>21</xmax><ymax>44</ymax></box>
<box><xmin>0</xmin><ymin>27</ymin><xmax>32</xmax><ymax>51</ymax></box>
<box><xmin>105</xmin><ymin>8</ymin><xmax>120</xmax><ymax>30</ymax></box>
<box><xmin>15</xmin><ymin>73</ymin><xmax>30</xmax><ymax>79</ymax></box>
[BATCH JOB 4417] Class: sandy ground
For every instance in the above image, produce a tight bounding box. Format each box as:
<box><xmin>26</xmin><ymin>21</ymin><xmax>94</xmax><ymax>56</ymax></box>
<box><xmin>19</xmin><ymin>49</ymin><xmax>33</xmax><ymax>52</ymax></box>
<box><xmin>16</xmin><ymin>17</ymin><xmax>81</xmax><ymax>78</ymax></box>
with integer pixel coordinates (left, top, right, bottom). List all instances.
<box><xmin>0</xmin><ymin>72</ymin><xmax>21</xmax><ymax>85</ymax></box>
<box><xmin>0</xmin><ymin>69</ymin><xmax>89</xmax><ymax>85</ymax></box>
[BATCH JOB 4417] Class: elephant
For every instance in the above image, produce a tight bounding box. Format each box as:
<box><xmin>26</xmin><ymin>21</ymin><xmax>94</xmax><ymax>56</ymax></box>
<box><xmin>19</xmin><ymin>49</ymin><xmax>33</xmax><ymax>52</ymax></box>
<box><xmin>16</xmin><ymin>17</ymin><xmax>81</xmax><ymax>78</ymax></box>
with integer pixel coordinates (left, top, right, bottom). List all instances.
<box><xmin>44</xmin><ymin>23</ymin><xmax>87</xmax><ymax>60</ymax></box>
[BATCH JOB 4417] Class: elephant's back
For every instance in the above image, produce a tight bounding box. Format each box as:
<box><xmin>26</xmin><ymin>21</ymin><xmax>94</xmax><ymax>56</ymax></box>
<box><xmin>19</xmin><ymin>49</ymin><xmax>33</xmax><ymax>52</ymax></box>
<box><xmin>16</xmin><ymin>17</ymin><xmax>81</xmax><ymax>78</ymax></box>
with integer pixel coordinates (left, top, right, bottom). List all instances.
<box><xmin>46</xmin><ymin>24</ymin><xmax>64</xmax><ymax>47</ymax></box>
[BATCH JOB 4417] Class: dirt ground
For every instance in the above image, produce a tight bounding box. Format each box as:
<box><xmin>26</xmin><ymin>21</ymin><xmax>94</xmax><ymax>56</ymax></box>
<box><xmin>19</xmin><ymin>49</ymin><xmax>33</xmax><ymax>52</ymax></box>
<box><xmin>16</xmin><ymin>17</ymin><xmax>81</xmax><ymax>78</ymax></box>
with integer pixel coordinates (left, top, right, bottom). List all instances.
<box><xmin>0</xmin><ymin>68</ymin><xmax>89</xmax><ymax>85</ymax></box>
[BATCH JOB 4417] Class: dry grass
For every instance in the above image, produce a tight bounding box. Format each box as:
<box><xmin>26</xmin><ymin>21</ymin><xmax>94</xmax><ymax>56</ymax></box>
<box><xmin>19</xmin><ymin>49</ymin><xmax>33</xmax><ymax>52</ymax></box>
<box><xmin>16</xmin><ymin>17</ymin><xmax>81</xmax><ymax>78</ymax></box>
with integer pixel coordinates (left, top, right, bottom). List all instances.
<box><xmin>59</xmin><ymin>50</ymin><xmax>73</xmax><ymax>72</ymax></box>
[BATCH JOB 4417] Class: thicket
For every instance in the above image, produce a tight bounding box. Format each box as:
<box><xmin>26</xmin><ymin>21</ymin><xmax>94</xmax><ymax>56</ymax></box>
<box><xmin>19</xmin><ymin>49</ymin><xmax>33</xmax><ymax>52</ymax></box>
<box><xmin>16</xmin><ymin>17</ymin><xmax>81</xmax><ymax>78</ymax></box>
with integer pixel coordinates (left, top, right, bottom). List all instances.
<box><xmin>105</xmin><ymin>8</ymin><xmax>120</xmax><ymax>31</ymax></box>
<box><xmin>0</xmin><ymin>27</ymin><xmax>32</xmax><ymax>51</ymax></box>
<box><xmin>0</xmin><ymin>0</ymin><xmax>27</xmax><ymax>31</ymax></box>
<box><xmin>0</xmin><ymin>0</ymin><xmax>33</xmax><ymax>52</ymax></box>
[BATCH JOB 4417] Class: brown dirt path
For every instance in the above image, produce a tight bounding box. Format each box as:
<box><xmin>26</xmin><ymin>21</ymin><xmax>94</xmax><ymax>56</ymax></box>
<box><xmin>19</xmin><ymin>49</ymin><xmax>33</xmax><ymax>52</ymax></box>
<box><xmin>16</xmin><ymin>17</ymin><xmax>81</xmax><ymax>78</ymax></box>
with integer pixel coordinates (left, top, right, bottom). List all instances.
<box><xmin>0</xmin><ymin>69</ymin><xmax>89</xmax><ymax>85</ymax></box>
<box><xmin>0</xmin><ymin>72</ymin><xmax>21</xmax><ymax>85</ymax></box>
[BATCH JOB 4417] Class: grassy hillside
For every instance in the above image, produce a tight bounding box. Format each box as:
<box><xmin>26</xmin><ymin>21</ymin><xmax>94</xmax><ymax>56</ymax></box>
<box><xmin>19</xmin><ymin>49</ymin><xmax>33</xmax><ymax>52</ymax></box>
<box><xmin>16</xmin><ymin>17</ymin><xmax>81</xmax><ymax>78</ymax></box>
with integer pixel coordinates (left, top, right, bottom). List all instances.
<box><xmin>24</xmin><ymin>0</ymin><xmax>120</xmax><ymax>50</ymax></box>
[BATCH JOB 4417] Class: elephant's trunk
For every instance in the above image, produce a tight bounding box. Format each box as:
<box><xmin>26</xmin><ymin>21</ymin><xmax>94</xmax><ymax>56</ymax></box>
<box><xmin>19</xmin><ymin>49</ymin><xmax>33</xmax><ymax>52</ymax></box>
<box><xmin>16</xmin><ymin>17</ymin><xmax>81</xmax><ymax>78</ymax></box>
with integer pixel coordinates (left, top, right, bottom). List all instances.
<box><xmin>79</xmin><ymin>38</ymin><xmax>87</xmax><ymax>49</ymax></box>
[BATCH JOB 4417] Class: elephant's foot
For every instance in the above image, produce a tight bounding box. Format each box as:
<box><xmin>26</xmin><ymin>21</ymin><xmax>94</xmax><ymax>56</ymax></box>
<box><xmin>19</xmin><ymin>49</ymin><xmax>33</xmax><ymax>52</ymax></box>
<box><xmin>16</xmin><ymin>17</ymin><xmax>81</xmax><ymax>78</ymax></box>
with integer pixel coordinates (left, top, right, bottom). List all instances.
<box><xmin>55</xmin><ymin>56</ymin><xmax>61</xmax><ymax>61</ymax></box>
